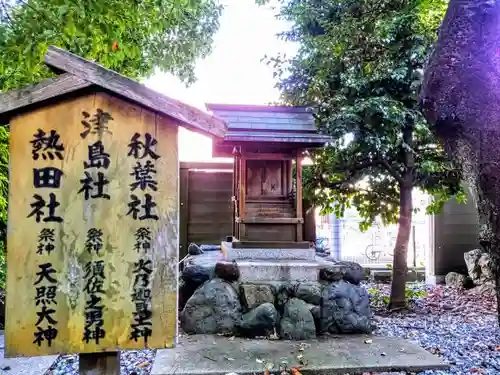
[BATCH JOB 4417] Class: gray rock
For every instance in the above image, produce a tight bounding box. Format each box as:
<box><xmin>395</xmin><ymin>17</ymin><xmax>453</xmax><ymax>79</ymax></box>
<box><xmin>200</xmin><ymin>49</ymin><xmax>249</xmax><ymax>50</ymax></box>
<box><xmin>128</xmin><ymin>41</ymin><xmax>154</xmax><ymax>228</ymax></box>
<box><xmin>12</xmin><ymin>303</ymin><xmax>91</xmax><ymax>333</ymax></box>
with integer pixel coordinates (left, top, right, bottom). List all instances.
<box><xmin>238</xmin><ymin>302</ymin><xmax>278</xmax><ymax>337</ymax></box>
<box><xmin>464</xmin><ymin>249</ymin><xmax>495</xmax><ymax>285</ymax></box>
<box><xmin>474</xmin><ymin>283</ymin><xmax>496</xmax><ymax>297</ymax></box>
<box><xmin>181</xmin><ymin>278</ymin><xmax>242</xmax><ymax>335</ymax></box>
<box><xmin>188</xmin><ymin>243</ymin><xmax>204</xmax><ymax>255</ymax></box>
<box><xmin>215</xmin><ymin>261</ymin><xmax>240</xmax><ymax>282</ymax></box>
<box><xmin>464</xmin><ymin>249</ymin><xmax>485</xmax><ymax>284</ymax></box>
<box><xmin>181</xmin><ymin>253</ymin><xmax>223</xmax><ymax>285</ymax></box>
<box><xmin>445</xmin><ymin>272</ymin><xmax>470</xmax><ymax>289</ymax></box>
<box><xmin>276</xmin><ymin>283</ymin><xmax>295</xmax><ymax>313</ymax></box>
<box><xmin>335</xmin><ymin>260</ymin><xmax>365</xmax><ymax>285</ymax></box>
<box><xmin>320</xmin><ymin>280</ymin><xmax>372</xmax><ymax>334</ymax></box>
<box><xmin>309</xmin><ymin>304</ymin><xmax>322</xmax><ymax>333</ymax></box>
<box><xmin>295</xmin><ymin>282</ymin><xmax>323</xmax><ymax>305</ymax></box>
<box><xmin>323</xmin><ymin>258</ymin><xmax>365</xmax><ymax>285</ymax></box>
<box><xmin>178</xmin><ymin>279</ymin><xmax>199</xmax><ymax>311</ymax></box>
<box><xmin>319</xmin><ymin>265</ymin><xmax>343</xmax><ymax>283</ymax></box>
<box><xmin>240</xmin><ymin>284</ymin><xmax>275</xmax><ymax>310</ymax></box>
<box><xmin>478</xmin><ymin>253</ymin><xmax>495</xmax><ymax>284</ymax></box>
<box><xmin>182</xmin><ymin>264</ymin><xmax>213</xmax><ymax>285</ymax></box>
<box><xmin>279</xmin><ymin>298</ymin><xmax>316</xmax><ymax>340</ymax></box>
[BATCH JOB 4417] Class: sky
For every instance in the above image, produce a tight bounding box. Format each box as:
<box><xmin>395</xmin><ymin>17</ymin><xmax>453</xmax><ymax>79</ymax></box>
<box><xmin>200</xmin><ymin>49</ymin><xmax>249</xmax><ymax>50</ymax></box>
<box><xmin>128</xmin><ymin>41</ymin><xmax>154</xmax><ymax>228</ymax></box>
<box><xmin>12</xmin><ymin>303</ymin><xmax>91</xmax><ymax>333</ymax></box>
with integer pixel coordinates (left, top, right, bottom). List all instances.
<box><xmin>144</xmin><ymin>0</ymin><xmax>297</xmax><ymax>162</ymax></box>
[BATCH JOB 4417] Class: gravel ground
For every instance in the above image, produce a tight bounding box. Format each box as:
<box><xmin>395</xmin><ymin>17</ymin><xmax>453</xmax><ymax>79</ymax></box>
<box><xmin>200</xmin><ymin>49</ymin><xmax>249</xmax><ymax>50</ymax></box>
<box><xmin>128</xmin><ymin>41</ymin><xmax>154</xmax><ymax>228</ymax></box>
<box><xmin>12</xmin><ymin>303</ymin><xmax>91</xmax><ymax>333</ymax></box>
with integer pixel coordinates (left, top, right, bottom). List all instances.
<box><xmin>45</xmin><ymin>349</ymin><xmax>155</xmax><ymax>375</ymax></box>
<box><xmin>45</xmin><ymin>282</ymin><xmax>500</xmax><ymax>375</ymax></box>
<box><xmin>368</xmin><ymin>282</ymin><xmax>500</xmax><ymax>375</ymax></box>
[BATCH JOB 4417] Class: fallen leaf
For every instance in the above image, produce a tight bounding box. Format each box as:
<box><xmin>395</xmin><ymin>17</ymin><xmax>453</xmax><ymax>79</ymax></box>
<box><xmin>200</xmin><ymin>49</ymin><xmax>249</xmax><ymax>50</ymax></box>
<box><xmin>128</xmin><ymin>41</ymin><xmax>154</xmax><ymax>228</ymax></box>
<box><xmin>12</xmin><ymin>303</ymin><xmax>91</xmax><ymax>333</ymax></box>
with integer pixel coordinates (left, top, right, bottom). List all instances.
<box><xmin>137</xmin><ymin>361</ymin><xmax>149</xmax><ymax>368</ymax></box>
<box><xmin>380</xmin><ymin>352</ymin><xmax>387</xmax><ymax>357</ymax></box>
<box><xmin>470</xmin><ymin>368</ymin><xmax>485</xmax><ymax>373</ymax></box>
<box><xmin>256</xmin><ymin>358</ymin><xmax>263</xmax><ymax>364</ymax></box>
<box><xmin>296</xmin><ymin>353</ymin><xmax>307</xmax><ymax>365</ymax></box>
<box><xmin>364</xmin><ymin>339</ymin><xmax>373</xmax><ymax>344</ymax></box>
<box><xmin>225</xmin><ymin>357</ymin><xmax>235</xmax><ymax>361</ymax></box>
<box><xmin>228</xmin><ymin>336</ymin><xmax>235</xmax><ymax>341</ymax></box>
<box><xmin>429</xmin><ymin>347</ymin><xmax>441</xmax><ymax>355</ymax></box>
<box><xmin>269</xmin><ymin>333</ymin><xmax>279</xmax><ymax>340</ymax></box>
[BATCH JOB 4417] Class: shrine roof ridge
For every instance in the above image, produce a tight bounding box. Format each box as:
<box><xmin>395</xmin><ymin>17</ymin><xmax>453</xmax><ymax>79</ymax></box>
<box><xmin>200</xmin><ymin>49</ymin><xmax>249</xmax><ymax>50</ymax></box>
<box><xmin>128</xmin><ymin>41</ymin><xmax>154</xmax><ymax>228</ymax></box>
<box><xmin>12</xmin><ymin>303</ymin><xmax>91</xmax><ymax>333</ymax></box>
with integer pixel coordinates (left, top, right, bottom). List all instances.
<box><xmin>206</xmin><ymin>103</ymin><xmax>314</xmax><ymax>113</ymax></box>
<box><xmin>206</xmin><ymin>102</ymin><xmax>331</xmax><ymax>147</ymax></box>
<box><xmin>0</xmin><ymin>46</ymin><xmax>227</xmax><ymax>139</ymax></box>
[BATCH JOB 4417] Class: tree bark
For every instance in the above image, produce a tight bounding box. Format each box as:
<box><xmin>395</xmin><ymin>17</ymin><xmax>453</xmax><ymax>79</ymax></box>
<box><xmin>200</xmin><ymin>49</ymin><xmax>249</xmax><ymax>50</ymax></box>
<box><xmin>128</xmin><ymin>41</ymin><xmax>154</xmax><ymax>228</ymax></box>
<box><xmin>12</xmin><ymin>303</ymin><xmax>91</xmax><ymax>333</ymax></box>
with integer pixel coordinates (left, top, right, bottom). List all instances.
<box><xmin>389</xmin><ymin>115</ymin><xmax>415</xmax><ymax>310</ymax></box>
<box><xmin>389</xmin><ymin>181</ymin><xmax>412</xmax><ymax>310</ymax></box>
<box><xmin>420</xmin><ymin>0</ymin><xmax>500</xmax><ymax>323</ymax></box>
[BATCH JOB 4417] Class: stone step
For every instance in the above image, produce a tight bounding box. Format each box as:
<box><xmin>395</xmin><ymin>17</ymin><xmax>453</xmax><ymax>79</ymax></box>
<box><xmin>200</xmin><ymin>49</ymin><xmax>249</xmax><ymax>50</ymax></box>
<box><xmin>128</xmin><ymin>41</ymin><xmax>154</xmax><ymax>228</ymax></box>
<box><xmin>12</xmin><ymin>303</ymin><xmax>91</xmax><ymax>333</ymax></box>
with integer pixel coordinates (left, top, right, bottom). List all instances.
<box><xmin>226</xmin><ymin>247</ymin><xmax>315</xmax><ymax>262</ymax></box>
<box><xmin>236</xmin><ymin>260</ymin><xmax>322</xmax><ymax>282</ymax></box>
<box><xmin>222</xmin><ymin>241</ymin><xmax>315</xmax><ymax>261</ymax></box>
<box><xmin>152</xmin><ymin>335</ymin><xmax>449</xmax><ymax>375</ymax></box>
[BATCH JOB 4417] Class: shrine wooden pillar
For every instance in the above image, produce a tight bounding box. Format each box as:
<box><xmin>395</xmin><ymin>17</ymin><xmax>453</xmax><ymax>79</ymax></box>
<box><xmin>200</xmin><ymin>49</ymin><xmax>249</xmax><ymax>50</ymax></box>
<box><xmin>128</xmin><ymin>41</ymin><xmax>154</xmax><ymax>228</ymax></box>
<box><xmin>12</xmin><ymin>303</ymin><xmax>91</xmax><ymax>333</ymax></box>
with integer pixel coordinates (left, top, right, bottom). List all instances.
<box><xmin>296</xmin><ymin>150</ymin><xmax>303</xmax><ymax>241</ymax></box>
<box><xmin>286</xmin><ymin>159</ymin><xmax>293</xmax><ymax>195</ymax></box>
<box><xmin>238</xmin><ymin>154</ymin><xmax>247</xmax><ymax>239</ymax></box>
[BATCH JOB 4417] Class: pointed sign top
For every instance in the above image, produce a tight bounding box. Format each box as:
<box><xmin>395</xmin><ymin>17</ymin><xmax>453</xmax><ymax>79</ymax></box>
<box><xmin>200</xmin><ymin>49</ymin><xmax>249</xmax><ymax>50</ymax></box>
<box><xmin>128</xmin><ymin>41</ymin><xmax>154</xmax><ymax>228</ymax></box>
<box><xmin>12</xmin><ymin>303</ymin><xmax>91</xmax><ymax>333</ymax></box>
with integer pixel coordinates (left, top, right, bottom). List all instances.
<box><xmin>0</xmin><ymin>46</ymin><xmax>227</xmax><ymax>139</ymax></box>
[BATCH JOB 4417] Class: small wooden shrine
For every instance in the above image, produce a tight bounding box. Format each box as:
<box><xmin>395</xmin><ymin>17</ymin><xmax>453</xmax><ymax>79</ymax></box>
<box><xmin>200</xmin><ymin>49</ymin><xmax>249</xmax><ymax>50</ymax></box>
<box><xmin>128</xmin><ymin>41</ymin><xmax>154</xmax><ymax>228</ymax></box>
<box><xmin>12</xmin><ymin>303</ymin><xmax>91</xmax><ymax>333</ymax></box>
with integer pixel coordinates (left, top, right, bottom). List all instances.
<box><xmin>206</xmin><ymin>104</ymin><xmax>330</xmax><ymax>248</ymax></box>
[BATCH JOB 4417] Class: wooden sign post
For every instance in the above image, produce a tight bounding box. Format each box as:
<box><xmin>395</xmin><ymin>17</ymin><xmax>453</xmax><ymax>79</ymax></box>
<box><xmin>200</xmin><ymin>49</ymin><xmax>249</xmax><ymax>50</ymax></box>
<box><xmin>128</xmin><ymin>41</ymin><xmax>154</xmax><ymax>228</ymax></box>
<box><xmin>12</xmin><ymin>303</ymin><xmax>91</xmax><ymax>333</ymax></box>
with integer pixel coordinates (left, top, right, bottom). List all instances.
<box><xmin>0</xmin><ymin>46</ymin><xmax>226</xmax><ymax>373</ymax></box>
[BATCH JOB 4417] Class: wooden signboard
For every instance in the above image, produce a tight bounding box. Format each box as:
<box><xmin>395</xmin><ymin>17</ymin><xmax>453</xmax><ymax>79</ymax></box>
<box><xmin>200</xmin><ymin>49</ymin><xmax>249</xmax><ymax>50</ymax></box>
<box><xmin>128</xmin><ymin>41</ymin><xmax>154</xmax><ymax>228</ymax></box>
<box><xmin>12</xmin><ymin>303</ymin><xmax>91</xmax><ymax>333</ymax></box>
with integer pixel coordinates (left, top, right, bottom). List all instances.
<box><xmin>5</xmin><ymin>92</ymin><xmax>178</xmax><ymax>357</ymax></box>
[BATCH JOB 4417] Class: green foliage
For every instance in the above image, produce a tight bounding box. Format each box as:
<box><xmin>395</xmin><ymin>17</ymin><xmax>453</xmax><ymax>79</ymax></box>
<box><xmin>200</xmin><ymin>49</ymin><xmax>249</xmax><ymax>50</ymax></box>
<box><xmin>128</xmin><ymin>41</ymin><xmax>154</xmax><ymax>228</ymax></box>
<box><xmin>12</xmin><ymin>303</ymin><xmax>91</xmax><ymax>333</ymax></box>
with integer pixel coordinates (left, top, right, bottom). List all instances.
<box><xmin>0</xmin><ymin>0</ymin><xmax>223</xmax><ymax>290</ymax></box>
<box><xmin>266</xmin><ymin>0</ymin><xmax>463</xmax><ymax>229</ymax></box>
<box><xmin>0</xmin><ymin>0</ymin><xmax>223</xmax><ymax>91</ymax></box>
<box><xmin>368</xmin><ymin>283</ymin><xmax>427</xmax><ymax>308</ymax></box>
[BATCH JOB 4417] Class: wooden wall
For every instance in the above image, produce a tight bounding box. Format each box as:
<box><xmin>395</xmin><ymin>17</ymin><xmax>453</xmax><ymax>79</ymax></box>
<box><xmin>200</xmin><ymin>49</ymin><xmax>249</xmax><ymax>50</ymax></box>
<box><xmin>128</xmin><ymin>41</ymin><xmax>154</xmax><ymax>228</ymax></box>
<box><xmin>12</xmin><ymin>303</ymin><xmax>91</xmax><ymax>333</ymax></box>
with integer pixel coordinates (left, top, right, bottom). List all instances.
<box><xmin>179</xmin><ymin>163</ymin><xmax>233</xmax><ymax>258</ymax></box>
<box><xmin>179</xmin><ymin>162</ymin><xmax>317</xmax><ymax>259</ymax></box>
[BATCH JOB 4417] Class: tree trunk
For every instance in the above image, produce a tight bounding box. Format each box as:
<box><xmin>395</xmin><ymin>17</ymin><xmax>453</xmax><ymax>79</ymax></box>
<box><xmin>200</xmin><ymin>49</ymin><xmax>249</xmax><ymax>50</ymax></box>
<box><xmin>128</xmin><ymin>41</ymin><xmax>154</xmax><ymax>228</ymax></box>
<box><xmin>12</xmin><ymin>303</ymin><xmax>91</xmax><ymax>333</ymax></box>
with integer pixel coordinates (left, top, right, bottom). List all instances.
<box><xmin>389</xmin><ymin>182</ymin><xmax>412</xmax><ymax>310</ymax></box>
<box><xmin>420</xmin><ymin>0</ymin><xmax>500</xmax><ymax>324</ymax></box>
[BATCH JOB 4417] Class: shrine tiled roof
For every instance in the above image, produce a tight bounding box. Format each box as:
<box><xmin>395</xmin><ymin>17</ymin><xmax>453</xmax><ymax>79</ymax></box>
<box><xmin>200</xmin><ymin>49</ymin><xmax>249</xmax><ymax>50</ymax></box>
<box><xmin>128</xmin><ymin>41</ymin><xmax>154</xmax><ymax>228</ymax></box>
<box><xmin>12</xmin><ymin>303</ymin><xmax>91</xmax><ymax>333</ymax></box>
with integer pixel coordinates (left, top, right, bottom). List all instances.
<box><xmin>205</xmin><ymin>103</ymin><xmax>330</xmax><ymax>146</ymax></box>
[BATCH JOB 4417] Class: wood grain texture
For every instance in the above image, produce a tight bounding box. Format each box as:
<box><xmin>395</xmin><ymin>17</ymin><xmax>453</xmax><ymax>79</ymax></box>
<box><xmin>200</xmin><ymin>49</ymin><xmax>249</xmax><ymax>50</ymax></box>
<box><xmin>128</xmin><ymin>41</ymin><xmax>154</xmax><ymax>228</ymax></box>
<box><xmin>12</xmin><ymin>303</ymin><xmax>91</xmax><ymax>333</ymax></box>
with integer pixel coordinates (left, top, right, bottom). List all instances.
<box><xmin>236</xmin><ymin>217</ymin><xmax>303</xmax><ymax>224</ymax></box>
<box><xmin>180</xmin><ymin>162</ymin><xmax>232</xmax><ymax>171</ymax></box>
<box><xmin>244</xmin><ymin>224</ymin><xmax>296</xmax><ymax>242</ymax></box>
<box><xmin>79</xmin><ymin>352</ymin><xmax>119</xmax><ymax>375</ymax></box>
<box><xmin>184</xmin><ymin>171</ymin><xmax>232</xmax><ymax>247</ymax></box>
<box><xmin>5</xmin><ymin>92</ymin><xmax>178</xmax><ymax>357</ymax></box>
<box><xmin>0</xmin><ymin>73</ymin><xmax>92</xmax><ymax>121</ymax></box>
<box><xmin>296</xmin><ymin>151</ymin><xmax>303</xmax><ymax>241</ymax></box>
<box><xmin>43</xmin><ymin>46</ymin><xmax>226</xmax><ymax>139</ymax></box>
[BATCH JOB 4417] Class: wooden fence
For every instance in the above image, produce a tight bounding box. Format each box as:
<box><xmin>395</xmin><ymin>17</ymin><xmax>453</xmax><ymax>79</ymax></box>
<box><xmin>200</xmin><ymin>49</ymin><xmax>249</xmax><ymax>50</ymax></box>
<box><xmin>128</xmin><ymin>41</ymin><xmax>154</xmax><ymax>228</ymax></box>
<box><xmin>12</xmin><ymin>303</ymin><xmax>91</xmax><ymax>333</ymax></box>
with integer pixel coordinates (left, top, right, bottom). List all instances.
<box><xmin>179</xmin><ymin>161</ymin><xmax>317</xmax><ymax>259</ymax></box>
<box><xmin>179</xmin><ymin>162</ymin><xmax>233</xmax><ymax>258</ymax></box>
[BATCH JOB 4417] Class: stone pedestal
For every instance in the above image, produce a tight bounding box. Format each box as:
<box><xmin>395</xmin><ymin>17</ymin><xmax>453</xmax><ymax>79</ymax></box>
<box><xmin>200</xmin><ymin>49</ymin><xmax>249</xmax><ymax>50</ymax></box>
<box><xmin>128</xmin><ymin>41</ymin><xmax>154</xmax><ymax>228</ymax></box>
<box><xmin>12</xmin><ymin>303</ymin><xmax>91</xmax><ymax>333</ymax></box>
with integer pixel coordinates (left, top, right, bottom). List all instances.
<box><xmin>221</xmin><ymin>241</ymin><xmax>332</xmax><ymax>282</ymax></box>
<box><xmin>180</xmin><ymin>249</ymin><xmax>371</xmax><ymax>339</ymax></box>
<box><xmin>221</xmin><ymin>241</ymin><xmax>315</xmax><ymax>261</ymax></box>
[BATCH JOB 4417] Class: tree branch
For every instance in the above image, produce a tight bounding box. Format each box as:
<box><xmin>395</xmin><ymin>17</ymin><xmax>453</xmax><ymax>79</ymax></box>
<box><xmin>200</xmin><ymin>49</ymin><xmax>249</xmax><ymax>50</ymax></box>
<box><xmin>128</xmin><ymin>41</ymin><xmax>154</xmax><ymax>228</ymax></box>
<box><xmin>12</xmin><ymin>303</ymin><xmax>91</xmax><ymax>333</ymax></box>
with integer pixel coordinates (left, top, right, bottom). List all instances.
<box><xmin>379</xmin><ymin>158</ymin><xmax>405</xmax><ymax>185</ymax></box>
<box><xmin>331</xmin><ymin>158</ymin><xmax>379</xmax><ymax>173</ymax></box>
<box><xmin>316</xmin><ymin>174</ymin><xmax>396</xmax><ymax>202</ymax></box>
<box><xmin>0</xmin><ymin>0</ymin><xmax>14</xmax><ymax>27</ymax></box>
<box><xmin>325</xmin><ymin>154</ymin><xmax>405</xmax><ymax>186</ymax></box>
